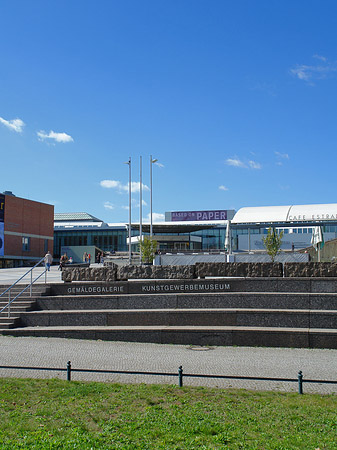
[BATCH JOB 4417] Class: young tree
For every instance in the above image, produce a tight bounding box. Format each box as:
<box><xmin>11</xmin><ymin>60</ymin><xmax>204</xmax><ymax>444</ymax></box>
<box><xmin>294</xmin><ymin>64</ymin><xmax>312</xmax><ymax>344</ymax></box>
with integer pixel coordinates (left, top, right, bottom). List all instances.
<box><xmin>262</xmin><ymin>227</ymin><xmax>284</xmax><ymax>262</ymax></box>
<box><xmin>139</xmin><ymin>236</ymin><xmax>157</xmax><ymax>264</ymax></box>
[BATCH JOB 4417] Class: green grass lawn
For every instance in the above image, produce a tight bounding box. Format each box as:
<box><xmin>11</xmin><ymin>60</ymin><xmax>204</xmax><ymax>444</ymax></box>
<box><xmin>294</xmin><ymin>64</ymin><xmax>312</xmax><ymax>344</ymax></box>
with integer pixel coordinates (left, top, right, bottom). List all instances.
<box><xmin>0</xmin><ymin>378</ymin><xmax>336</xmax><ymax>449</ymax></box>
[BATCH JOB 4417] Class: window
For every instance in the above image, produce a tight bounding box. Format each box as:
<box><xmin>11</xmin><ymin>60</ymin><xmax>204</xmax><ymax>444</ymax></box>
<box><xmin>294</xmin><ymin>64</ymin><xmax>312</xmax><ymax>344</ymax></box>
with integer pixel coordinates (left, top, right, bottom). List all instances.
<box><xmin>22</xmin><ymin>237</ymin><xmax>30</xmax><ymax>252</ymax></box>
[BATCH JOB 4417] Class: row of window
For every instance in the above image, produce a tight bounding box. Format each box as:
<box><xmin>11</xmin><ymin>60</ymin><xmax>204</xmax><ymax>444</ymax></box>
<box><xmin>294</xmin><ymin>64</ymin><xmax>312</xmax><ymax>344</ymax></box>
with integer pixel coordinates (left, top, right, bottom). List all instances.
<box><xmin>53</xmin><ymin>223</ymin><xmax>337</xmax><ymax>255</ymax></box>
<box><xmin>234</xmin><ymin>226</ymin><xmax>337</xmax><ymax>236</ymax></box>
<box><xmin>22</xmin><ymin>237</ymin><xmax>49</xmax><ymax>253</ymax></box>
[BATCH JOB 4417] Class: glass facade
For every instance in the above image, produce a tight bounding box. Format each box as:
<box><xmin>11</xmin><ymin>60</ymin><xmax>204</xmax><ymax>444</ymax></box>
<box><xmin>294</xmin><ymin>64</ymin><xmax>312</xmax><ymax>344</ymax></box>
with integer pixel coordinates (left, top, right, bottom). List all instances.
<box><xmin>53</xmin><ymin>215</ymin><xmax>337</xmax><ymax>257</ymax></box>
<box><xmin>150</xmin><ymin>227</ymin><xmax>226</xmax><ymax>251</ymax></box>
<box><xmin>191</xmin><ymin>227</ymin><xmax>225</xmax><ymax>250</ymax></box>
<box><xmin>54</xmin><ymin>228</ymin><xmax>127</xmax><ymax>257</ymax></box>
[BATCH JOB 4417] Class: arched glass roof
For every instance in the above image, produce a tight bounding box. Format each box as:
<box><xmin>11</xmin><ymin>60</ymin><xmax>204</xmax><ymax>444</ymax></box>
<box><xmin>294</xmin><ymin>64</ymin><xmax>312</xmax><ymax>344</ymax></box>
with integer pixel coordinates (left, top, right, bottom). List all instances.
<box><xmin>232</xmin><ymin>203</ymin><xmax>337</xmax><ymax>224</ymax></box>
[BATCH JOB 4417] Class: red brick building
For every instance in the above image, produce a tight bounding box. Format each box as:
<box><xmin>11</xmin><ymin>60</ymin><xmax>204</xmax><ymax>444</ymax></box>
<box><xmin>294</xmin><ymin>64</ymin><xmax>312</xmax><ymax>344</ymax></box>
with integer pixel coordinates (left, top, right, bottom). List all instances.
<box><xmin>0</xmin><ymin>192</ymin><xmax>54</xmax><ymax>268</ymax></box>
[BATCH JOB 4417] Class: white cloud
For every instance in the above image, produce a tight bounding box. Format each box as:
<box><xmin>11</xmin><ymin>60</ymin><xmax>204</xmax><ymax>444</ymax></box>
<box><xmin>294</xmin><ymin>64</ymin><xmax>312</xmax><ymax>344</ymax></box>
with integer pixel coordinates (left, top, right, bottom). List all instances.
<box><xmin>219</xmin><ymin>185</ymin><xmax>229</xmax><ymax>191</ymax></box>
<box><xmin>132</xmin><ymin>199</ymin><xmax>148</xmax><ymax>208</ymax></box>
<box><xmin>226</xmin><ymin>158</ymin><xmax>261</xmax><ymax>170</ymax></box>
<box><xmin>100</xmin><ymin>180</ymin><xmax>149</xmax><ymax>193</ymax></box>
<box><xmin>275</xmin><ymin>151</ymin><xmax>289</xmax><ymax>160</ymax></box>
<box><xmin>313</xmin><ymin>54</ymin><xmax>327</xmax><ymax>62</ymax></box>
<box><xmin>130</xmin><ymin>182</ymin><xmax>150</xmax><ymax>193</ymax></box>
<box><xmin>290</xmin><ymin>57</ymin><xmax>336</xmax><ymax>84</ymax></box>
<box><xmin>275</xmin><ymin>151</ymin><xmax>289</xmax><ymax>166</ymax></box>
<box><xmin>37</xmin><ymin>130</ymin><xmax>74</xmax><ymax>143</ymax></box>
<box><xmin>290</xmin><ymin>65</ymin><xmax>313</xmax><ymax>81</ymax></box>
<box><xmin>144</xmin><ymin>212</ymin><xmax>165</xmax><ymax>222</ymax></box>
<box><xmin>0</xmin><ymin>117</ymin><xmax>25</xmax><ymax>133</ymax></box>
<box><xmin>104</xmin><ymin>201</ymin><xmax>114</xmax><ymax>210</ymax></box>
<box><xmin>226</xmin><ymin>158</ymin><xmax>247</xmax><ymax>168</ymax></box>
<box><xmin>249</xmin><ymin>160</ymin><xmax>262</xmax><ymax>169</ymax></box>
<box><xmin>100</xmin><ymin>180</ymin><xmax>122</xmax><ymax>189</ymax></box>
<box><xmin>154</xmin><ymin>161</ymin><xmax>164</xmax><ymax>168</ymax></box>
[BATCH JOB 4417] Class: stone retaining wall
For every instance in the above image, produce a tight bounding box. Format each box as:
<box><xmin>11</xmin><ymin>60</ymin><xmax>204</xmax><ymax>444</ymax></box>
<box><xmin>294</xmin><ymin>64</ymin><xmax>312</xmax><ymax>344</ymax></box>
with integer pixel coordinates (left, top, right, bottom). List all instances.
<box><xmin>195</xmin><ymin>262</ymin><xmax>283</xmax><ymax>278</ymax></box>
<box><xmin>284</xmin><ymin>262</ymin><xmax>337</xmax><ymax>277</ymax></box>
<box><xmin>118</xmin><ymin>264</ymin><xmax>195</xmax><ymax>280</ymax></box>
<box><xmin>62</xmin><ymin>262</ymin><xmax>337</xmax><ymax>282</ymax></box>
<box><xmin>62</xmin><ymin>266</ymin><xmax>118</xmax><ymax>282</ymax></box>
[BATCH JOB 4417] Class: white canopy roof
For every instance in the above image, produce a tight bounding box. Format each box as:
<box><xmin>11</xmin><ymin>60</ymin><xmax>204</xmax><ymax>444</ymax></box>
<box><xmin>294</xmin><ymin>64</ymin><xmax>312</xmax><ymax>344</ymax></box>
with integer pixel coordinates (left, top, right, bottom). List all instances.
<box><xmin>232</xmin><ymin>203</ymin><xmax>337</xmax><ymax>224</ymax></box>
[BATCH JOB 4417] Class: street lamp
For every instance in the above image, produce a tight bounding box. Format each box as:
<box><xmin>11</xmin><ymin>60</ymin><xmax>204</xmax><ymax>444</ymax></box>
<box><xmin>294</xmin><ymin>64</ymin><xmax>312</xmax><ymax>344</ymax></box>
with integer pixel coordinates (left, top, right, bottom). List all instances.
<box><xmin>124</xmin><ymin>157</ymin><xmax>132</xmax><ymax>264</ymax></box>
<box><xmin>139</xmin><ymin>156</ymin><xmax>143</xmax><ymax>264</ymax></box>
<box><xmin>150</xmin><ymin>155</ymin><xmax>158</xmax><ymax>238</ymax></box>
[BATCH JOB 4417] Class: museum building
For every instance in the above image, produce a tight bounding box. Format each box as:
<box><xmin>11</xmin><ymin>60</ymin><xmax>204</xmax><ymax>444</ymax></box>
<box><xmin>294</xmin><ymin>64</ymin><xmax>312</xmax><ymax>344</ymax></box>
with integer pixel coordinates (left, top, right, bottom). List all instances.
<box><xmin>53</xmin><ymin>203</ymin><xmax>337</xmax><ymax>260</ymax></box>
<box><xmin>0</xmin><ymin>191</ymin><xmax>54</xmax><ymax>267</ymax></box>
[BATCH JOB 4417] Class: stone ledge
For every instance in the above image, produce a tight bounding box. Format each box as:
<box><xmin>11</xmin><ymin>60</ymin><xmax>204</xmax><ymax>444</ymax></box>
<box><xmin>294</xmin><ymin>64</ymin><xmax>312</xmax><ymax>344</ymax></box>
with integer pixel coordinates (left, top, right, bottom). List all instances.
<box><xmin>284</xmin><ymin>262</ymin><xmax>337</xmax><ymax>277</ymax></box>
<box><xmin>118</xmin><ymin>264</ymin><xmax>195</xmax><ymax>280</ymax></box>
<box><xmin>61</xmin><ymin>262</ymin><xmax>337</xmax><ymax>282</ymax></box>
<box><xmin>195</xmin><ymin>262</ymin><xmax>283</xmax><ymax>278</ymax></box>
<box><xmin>62</xmin><ymin>265</ymin><xmax>118</xmax><ymax>282</ymax></box>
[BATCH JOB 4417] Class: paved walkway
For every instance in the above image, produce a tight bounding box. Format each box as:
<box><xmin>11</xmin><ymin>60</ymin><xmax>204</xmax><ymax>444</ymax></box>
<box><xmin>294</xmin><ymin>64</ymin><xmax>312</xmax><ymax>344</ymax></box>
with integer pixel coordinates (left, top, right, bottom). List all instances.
<box><xmin>0</xmin><ymin>336</ymin><xmax>336</xmax><ymax>394</ymax></box>
<box><xmin>0</xmin><ymin>264</ymin><xmax>103</xmax><ymax>285</ymax></box>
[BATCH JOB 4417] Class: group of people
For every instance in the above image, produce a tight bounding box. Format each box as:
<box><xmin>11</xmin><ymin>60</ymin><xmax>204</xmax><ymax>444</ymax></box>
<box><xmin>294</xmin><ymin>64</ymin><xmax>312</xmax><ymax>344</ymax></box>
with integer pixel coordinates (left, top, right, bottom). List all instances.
<box><xmin>45</xmin><ymin>250</ymin><xmax>103</xmax><ymax>272</ymax></box>
<box><xmin>44</xmin><ymin>251</ymin><xmax>71</xmax><ymax>271</ymax></box>
<box><xmin>82</xmin><ymin>252</ymin><xmax>91</xmax><ymax>264</ymax></box>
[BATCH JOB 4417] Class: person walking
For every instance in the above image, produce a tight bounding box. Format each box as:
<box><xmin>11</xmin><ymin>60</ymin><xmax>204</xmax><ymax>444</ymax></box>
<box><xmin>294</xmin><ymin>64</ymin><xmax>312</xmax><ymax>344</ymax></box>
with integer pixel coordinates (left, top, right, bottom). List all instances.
<box><xmin>59</xmin><ymin>253</ymin><xmax>68</xmax><ymax>271</ymax></box>
<box><xmin>44</xmin><ymin>251</ymin><xmax>53</xmax><ymax>271</ymax></box>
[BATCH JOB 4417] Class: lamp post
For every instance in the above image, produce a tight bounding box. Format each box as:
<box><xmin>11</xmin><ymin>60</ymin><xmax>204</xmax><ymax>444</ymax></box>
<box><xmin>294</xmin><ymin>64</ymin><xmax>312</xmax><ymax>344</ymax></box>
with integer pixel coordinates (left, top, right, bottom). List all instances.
<box><xmin>124</xmin><ymin>157</ymin><xmax>132</xmax><ymax>264</ymax></box>
<box><xmin>139</xmin><ymin>156</ymin><xmax>143</xmax><ymax>264</ymax></box>
<box><xmin>150</xmin><ymin>155</ymin><xmax>158</xmax><ymax>238</ymax></box>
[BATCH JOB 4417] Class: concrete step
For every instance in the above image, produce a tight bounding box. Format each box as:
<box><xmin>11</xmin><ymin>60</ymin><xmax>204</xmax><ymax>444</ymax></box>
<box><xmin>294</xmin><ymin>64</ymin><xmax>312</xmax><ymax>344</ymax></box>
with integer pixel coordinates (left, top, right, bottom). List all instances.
<box><xmin>0</xmin><ymin>301</ymin><xmax>36</xmax><ymax>308</ymax></box>
<box><xmin>0</xmin><ymin>317</ymin><xmax>20</xmax><ymax>329</ymax></box>
<box><xmin>0</xmin><ymin>285</ymin><xmax>50</xmax><ymax>297</ymax></box>
<box><xmin>50</xmin><ymin>278</ymin><xmax>337</xmax><ymax>295</ymax></box>
<box><xmin>16</xmin><ymin>308</ymin><xmax>337</xmax><ymax>329</ymax></box>
<box><xmin>0</xmin><ymin>306</ymin><xmax>35</xmax><ymax>314</ymax></box>
<box><xmin>1</xmin><ymin>325</ymin><xmax>336</xmax><ymax>349</ymax></box>
<box><xmin>35</xmin><ymin>292</ymin><xmax>337</xmax><ymax>311</ymax></box>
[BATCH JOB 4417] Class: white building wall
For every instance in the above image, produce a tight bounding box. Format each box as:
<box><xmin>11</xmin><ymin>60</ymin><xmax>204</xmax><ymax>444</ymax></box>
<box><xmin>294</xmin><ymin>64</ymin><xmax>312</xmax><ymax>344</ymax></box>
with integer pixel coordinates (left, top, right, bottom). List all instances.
<box><xmin>238</xmin><ymin>232</ymin><xmax>336</xmax><ymax>251</ymax></box>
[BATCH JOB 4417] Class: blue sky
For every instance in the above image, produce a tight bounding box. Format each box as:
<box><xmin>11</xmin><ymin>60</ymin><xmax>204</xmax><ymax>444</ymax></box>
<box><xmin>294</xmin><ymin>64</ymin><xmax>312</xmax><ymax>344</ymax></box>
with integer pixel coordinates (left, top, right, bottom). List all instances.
<box><xmin>1</xmin><ymin>0</ymin><xmax>337</xmax><ymax>223</ymax></box>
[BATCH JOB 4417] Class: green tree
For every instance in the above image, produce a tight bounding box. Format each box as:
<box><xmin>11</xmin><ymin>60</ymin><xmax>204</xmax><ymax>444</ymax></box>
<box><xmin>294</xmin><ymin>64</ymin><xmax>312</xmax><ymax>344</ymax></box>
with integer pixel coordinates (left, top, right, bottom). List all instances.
<box><xmin>139</xmin><ymin>236</ymin><xmax>157</xmax><ymax>264</ymax></box>
<box><xmin>262</xmin><ymin>227</ymin><xmax>284</xmax><ymax>262</ymax></box>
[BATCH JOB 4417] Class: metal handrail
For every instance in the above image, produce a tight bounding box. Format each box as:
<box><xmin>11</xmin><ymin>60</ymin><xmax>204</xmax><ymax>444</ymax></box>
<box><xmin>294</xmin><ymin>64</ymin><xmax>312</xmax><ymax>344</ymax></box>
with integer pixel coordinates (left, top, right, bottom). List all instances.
<box><xmin>0</xmin><ymin>257</ymin><xmax>46</xmax><ymax>298</ymax></box>
<box><xmin>0</xmin><ymin>258</ymin><xmax>47</xmax><ymax>318</ymax></box>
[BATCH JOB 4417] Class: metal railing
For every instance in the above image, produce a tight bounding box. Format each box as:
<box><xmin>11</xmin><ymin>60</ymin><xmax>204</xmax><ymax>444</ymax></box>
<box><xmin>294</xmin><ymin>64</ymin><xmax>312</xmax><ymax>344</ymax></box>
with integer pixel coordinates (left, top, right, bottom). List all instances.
<box><xmin>0</xmin><ymin>258</ymin><xmax>47</xmax><ymax>318</ymax></box>
<box><xmin>0</xmin><ymin>363</ymin><xmax>336</xmax><ymax>394</ymax></box>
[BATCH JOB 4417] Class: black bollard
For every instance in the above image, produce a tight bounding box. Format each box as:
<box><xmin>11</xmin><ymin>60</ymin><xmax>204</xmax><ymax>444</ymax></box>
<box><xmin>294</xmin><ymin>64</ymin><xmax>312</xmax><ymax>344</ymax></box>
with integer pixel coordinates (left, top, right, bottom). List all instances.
<box><xmin>67</xmin><ymin>361</ymin><xmax>71</xmax><ymax>381</ymax></box>
<box><xmin>298</xmin><ymin>370</ymin><xmax>303</xmax><ymax>394</ymax></box>
<box><xmin>178</xmin><ymin>365</ymin><xmax>183</xmax><ymax>387</ymax></box>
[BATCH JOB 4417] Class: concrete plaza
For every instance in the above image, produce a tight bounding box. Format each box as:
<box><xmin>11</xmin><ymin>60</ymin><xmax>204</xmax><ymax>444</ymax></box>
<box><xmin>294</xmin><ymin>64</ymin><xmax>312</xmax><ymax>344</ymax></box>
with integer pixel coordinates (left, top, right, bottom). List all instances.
<box><xmin>0</xmin><ymin>335</ymin><xmax>336</xmax><ymax>394</ymax></box>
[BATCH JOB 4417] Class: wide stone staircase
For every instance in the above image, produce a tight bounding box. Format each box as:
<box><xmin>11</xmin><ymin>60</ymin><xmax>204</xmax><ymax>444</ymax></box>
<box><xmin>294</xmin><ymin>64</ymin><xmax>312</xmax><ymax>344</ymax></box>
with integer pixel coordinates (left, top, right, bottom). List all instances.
<box><xmin>0</xmin><ymin>278</ymin><xmax>337</xmax><ymax>349</ymax></box>
<box><xmin>0</xmin><ymin>284</ymin><xmax>50</xmax><ymax>330</ymax></box>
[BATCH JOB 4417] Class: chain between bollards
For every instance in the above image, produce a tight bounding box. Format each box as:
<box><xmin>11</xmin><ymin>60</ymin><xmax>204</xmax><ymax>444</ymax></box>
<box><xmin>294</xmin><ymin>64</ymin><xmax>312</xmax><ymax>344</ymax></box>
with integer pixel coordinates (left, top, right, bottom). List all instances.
<box><xmin>67</xmin><ymin>361</ymin><xmax>71</xmax><ymax>381</ymax></box>
<box><xmin>178</xmin><ymin>365</ymin><xmax>183</xmax><ymax>387</ymax></box>
<box><xmin>298</xmin><ymin>370</ymin><xmax>303</xmax><ymax>394</ymax></box>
